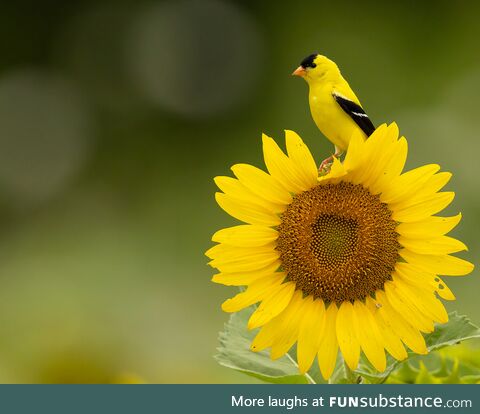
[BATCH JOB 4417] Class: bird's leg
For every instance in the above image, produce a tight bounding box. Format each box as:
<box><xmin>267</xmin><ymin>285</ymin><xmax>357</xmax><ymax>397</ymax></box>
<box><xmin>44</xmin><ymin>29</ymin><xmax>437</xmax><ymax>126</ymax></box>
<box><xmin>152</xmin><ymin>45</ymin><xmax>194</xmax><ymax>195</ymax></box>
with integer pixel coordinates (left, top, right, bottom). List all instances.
<box><xmin>319</xmin><ymin>146</ymin><xmax>343</xmax><ymax>173</ymax></box>
<box><xmin>334</xmin><ymin>146</ymin><xmax>344</xmax><ymax>160</ymax></box>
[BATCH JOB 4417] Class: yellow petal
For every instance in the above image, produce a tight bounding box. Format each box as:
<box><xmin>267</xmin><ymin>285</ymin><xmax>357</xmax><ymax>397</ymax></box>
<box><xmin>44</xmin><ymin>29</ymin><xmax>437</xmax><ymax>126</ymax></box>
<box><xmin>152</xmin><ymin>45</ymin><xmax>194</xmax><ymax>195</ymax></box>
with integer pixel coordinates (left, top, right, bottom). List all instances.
<box><xmin>353</xmin><ymin>300</ymin><xmax>386</xmax><ymax>372</ymax></box>
<box><xmin>262</xmin><ymin>134</ymin><xmax>307</xmax><ymax>193</ymax></box>
<box><xmin>317</xmin><ymin>303</ymin><xmax>339</xmax><ymax>380</ymax></box>
<box><xmin>367</xmin><ymin>142</ymin><xmax>403</xmax><ymax>194</ymax></box>
<box><xmin>435</xmin><ymin>277</ymin><xmax>456</xmax><ymax>300</ymax></box>
<box><xmin>392</xmin><ymin>192</ymin><xmax>455</xmax><ymax>222</ymax></box>
<box><xmin>343</xmin><ymin>129</ymin><xmax>366</xmax><ymax>173</ymax></box>
<box><xmin>394</xmin><ymin>262</ymin><xmax>455</xmax><ymax>300</ymax></box>
<box><xmin>375</xmin><ymin>290</ymin><xmax>427</xmax><ymax>355</ymax></box>
<box><xmin>371</xmin><ymin>132</ymin><xmax>407</xmax><ymax>186</ymax></box>
<box><xmin>214</xmin><ymin>176</ymin><xmax>284</xmax><ymax>213</ymax></box>
<box><xmin>360</xmin><ymin>123</ymin><xmax>400</xmax><ymax>191</ymax></box>
<box><xmin>380</xmin><ymin>164</ymin><xmax>440</xmax><ymax>204</ymax></box>
<box><xmin>399</xmin><ymin>235</ymin><xmax>468</xmax><ymax>255</ymax></box>
<box><xmin>405</xmin><ymin>172</ymin><xmax>452</xmax><ymax>205</ymax></box>
<box><xmin>221</xmin><ymin>273</ymin><xmax>285</xmax><ymax>312</ymax></box>
<box><xmin>251</xmin><ymin>319</ymin><xmax>278</xmax><ymax>352</ymax></box>
<box><xmin>390</xmin><ymin>171</ymin><xmax>452</xmax><ymax>211</ymax></box>
<box><xmin>385</xmin><ymin>122</ymin><xmax>399</xmax><ymax>141</ymax></box>
<box><xmin>206</xmin><ymin>243</ymin><xmax>273</xmax><ymax>260</ymax></box>
<box><xmin>396</xmin><ymin>214</ymin><xmax>462</xmax><ymax>239</ymax></box>
<box><xmin>383</xmin><ymin>136</ymin><xmax>408</xmax><ymax>179</ymax></box>
<box><xmin>425</xmin><ymin>171</ymin><xmax>452</xmax><ymax>192</ymax></box>
<box><xmin>215</xmin><ymin>192</ymin><xmax>281</xmax><ymax>226</ymax></box>
<box><xmin>384</xmin><ymin>281</ymin><xmax>434</xmax><ymax>333</ymax></box>
<box><xmin>209</xmin><ymin>247</ymin><xmax>279</xmax><ymax>273</ymax></box>
<box><xmin>251</xmin><ymin>291</ymin><xmax>305</xmax><ymax>356</ymax></box>
<box><xmin>212</xmin><ymin>225</ymin><xmax>278</xmax><ymax>247</ymax></box>
<box><xmin>400</xmin><ymin>249</ymin><xmax>474</xmax><ymax>276</ymax></box>
<box><xmin>392</xmin><ymin>276</ymin><xmax>448</xmax><ymax>324</ymax></box>
<box><xmin>365</xmin><ymin>297</ymin><xmax>407</xmax><ymax>361</ymax></box>
<box><xmin>348</xmin><ymin>124</ymin><xmax>388</xmax><ymax>185</ymax></box>
<box><xmin>336</xmin><ymin>301</ymin><xmax>360</xmax><ymax>370</ymax></box>
<box><xmin>270</xmin><ymin>291</ymin><xmax>307</xmax><ymax>359</ymax></box>
<box><xmin>231</xmin><ymin>163</ymin><xmax>293</xmax><ymax>205</ymax></box>
<box><xmin>284</xmin><ymin>130</ymin><xmax>318</xmax><ymax>189</ymax></box>
<box><xmin>297</xmin><ymin>298</ymin><xmax>325</xmax><ymax>373</ymax></box>
<box><xmin>211</xmin><ymin>260</ymin><xmax>281</xmax><ymax>286</ymax></box>
<box><xmin>359</xmin><ymin>123</ymin><xmax>393</xmax><ymax>161</ymax></box>
<box><xmin>248</xmin><ymin>282</ymin><xmax>296</xmax><ymax>329</ymax></box>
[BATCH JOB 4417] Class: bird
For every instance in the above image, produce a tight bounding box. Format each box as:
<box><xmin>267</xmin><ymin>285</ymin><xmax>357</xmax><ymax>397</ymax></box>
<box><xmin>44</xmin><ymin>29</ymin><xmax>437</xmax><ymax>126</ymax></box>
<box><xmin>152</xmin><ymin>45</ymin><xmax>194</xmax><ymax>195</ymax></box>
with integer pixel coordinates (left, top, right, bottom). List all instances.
<box><xmin>292</xmin><ymin>53</ymin><xmax>375</xmax><ymax>170</ymax></box>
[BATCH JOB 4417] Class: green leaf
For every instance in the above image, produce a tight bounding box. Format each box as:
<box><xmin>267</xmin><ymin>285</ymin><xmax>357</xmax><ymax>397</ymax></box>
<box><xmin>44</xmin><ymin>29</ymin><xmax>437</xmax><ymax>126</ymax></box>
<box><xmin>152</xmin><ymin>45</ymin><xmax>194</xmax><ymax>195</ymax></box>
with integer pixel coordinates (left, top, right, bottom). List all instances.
<box><xmin>215</xmin><ymin>306</ymin><xmax>312</xmax><ymax>384</ymax></box>
<box><xmin>424</xmin><ymin>312</ymin><xmax>480</xmax><ymax>351</ymax></box>
<box><xmin>355</xmin><ymin>312</ymin><xmax>480</xmax><ymax>384</ymax></box>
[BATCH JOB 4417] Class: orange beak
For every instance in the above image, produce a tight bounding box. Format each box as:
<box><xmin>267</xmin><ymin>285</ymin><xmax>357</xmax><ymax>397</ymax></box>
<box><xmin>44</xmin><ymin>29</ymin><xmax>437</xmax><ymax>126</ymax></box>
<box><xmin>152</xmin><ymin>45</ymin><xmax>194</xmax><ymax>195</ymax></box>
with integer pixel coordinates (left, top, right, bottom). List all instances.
<box><xmin>292</xmin><ymin>66</ymin><xmax>306</xmax><ymax>77</ymax></box>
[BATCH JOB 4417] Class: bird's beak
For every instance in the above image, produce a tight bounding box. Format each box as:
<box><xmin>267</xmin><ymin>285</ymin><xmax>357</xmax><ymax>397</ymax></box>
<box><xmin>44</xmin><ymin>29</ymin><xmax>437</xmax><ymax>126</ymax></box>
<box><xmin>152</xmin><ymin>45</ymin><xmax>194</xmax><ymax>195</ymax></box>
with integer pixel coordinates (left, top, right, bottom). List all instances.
<box><xmin>292</xmin><ymin>66</ymin><xmax>306</xmax><ymax>77</ymax></box>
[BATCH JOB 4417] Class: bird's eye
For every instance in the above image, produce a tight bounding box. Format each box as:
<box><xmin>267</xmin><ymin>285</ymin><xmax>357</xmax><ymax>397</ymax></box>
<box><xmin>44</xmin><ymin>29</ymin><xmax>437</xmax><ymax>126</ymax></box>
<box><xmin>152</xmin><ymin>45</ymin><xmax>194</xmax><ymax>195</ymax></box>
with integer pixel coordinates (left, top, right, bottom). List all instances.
<box><xmin>300</xmin><ymin>53</ymin><xmax>318</xmax><ymax>69</ymax></box>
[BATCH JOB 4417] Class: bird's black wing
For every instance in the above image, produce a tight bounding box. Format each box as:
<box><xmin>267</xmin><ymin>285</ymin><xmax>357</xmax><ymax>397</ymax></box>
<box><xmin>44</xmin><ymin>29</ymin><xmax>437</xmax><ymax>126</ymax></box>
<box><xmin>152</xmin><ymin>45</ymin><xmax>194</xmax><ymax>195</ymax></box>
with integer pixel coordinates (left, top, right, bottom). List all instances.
<box><xmin>332</xmin><ymin>92</ymin><xmax>375</xmax><ymax>137</ymax></box>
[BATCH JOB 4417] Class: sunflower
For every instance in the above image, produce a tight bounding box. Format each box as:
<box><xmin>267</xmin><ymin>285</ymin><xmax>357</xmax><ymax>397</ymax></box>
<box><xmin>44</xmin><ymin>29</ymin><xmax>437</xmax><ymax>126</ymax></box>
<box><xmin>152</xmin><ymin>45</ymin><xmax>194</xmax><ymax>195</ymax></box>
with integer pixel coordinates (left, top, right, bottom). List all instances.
<box><xmin>206</xmin><ymin>123</ymin><xmax>474</xmax><ymax>380</ymax></box>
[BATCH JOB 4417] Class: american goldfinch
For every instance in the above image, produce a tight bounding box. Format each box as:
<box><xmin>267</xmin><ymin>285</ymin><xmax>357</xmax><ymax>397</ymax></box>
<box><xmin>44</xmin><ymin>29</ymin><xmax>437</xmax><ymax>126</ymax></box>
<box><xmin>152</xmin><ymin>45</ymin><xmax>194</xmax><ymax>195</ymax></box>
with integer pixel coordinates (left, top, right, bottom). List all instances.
<box><xmin>292</xmin><ymin>53</ymin><xmax>375</xmax><ymax>169</ymax></box>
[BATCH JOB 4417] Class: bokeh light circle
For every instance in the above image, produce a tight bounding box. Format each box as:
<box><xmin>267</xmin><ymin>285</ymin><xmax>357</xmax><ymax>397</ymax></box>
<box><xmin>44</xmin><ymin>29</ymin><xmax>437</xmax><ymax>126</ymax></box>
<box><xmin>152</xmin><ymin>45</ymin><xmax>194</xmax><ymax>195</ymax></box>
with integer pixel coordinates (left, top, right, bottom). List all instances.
<box><xmin>0</xmin><ymin>70</ymin><xmax>92</xmax><ymax>205</ymax></box>
<box><xmin>127</xmin><ymin>0</ymin><xmax>264</xmax><ymax>118</ymax></box>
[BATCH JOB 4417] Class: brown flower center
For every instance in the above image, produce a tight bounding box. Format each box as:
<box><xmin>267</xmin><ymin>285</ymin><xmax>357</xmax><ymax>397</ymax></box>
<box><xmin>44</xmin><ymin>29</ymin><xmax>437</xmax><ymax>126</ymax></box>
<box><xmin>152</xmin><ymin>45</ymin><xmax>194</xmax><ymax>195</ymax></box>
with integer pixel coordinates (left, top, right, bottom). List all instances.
<box><xmin>276</xmin><ymin>182</ymin><xmax>400</xmax><ymax>303</ymax></box>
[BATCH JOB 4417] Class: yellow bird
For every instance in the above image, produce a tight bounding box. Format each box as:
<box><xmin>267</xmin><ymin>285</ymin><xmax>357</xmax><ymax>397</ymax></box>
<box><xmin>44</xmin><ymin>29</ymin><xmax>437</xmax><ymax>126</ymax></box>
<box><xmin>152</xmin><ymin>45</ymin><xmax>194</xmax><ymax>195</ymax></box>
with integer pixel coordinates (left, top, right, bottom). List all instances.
<box><xmin>292</xmin><ymin>53</ymin><xmax>375</xmax><ymax>169</ymax></box>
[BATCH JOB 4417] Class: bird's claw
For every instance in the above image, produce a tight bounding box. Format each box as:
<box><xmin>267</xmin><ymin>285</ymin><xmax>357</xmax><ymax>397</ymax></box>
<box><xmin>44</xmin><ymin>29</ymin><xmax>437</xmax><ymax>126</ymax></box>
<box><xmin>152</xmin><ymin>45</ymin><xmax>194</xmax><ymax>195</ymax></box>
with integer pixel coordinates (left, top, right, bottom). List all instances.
<box><xmin>318</xmin><ymin>155</ymin><xmax>335</xmax><ymax>174</ymax></box>
<box><xmin>319</xmin><ymin>150</ymin><xmax>343</xmax><ymax>175</ymax></box>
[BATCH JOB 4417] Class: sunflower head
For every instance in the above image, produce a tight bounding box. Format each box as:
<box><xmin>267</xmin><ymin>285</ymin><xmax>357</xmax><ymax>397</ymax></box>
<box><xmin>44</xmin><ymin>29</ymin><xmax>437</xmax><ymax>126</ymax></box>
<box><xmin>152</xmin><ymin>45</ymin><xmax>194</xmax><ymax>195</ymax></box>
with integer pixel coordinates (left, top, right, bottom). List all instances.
<box><xmin>207</xmin><ymin>124</ymin><xmax>474</xmax><ymax>380</ymax></box>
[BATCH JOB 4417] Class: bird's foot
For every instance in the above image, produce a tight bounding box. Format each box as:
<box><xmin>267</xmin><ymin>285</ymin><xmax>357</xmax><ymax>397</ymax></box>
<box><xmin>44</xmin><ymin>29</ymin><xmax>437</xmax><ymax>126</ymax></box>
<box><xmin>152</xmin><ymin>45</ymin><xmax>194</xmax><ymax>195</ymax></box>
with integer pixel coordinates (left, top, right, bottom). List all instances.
<box><xmin>318</xmin><ymin>150</ymin><xmax>344</xmax><ymax>175</ymax></box>
<box><xmin>318</xmin><ymin>155</ymin><xmax>334</xmax><ymax>174</ymax></box>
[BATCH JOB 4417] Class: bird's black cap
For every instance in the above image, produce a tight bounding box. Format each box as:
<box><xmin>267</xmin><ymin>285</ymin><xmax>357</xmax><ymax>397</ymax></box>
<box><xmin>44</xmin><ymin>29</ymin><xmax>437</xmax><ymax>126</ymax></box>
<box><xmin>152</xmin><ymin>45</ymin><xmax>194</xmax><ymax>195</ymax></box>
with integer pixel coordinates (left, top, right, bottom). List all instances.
<box><xmin>300</xmin><ymin>53</ymin><xmax>319</xmax><ymax>69</ymax></box>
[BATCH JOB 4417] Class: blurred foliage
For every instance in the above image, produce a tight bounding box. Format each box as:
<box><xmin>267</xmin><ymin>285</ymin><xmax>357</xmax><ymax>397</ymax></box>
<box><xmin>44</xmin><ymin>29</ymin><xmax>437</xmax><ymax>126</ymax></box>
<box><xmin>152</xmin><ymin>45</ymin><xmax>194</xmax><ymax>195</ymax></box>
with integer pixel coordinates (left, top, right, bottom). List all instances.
<box><xmin>387</xmin><ymin>342</ymin><xmax>480</xmax><ymax>384</ymax></box>
<box><xmin>0</xmin><ymin>0</ymin><xmax>477</xmax><ymax>383</ymax></box>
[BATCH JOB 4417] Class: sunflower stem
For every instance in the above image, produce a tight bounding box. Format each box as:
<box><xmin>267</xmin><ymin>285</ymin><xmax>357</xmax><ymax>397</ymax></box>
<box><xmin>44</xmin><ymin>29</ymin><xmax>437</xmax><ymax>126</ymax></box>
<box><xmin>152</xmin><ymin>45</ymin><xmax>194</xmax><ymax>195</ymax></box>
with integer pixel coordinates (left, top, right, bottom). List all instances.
<box><xmin>342</xmin><ymin>360</ymin><xmax>359</xmax><ymax>384</ymax></box>
<box><xmin>328</xmin><ymin>355</ymin><xmax>359</xmax><ymax>384</ymax></box>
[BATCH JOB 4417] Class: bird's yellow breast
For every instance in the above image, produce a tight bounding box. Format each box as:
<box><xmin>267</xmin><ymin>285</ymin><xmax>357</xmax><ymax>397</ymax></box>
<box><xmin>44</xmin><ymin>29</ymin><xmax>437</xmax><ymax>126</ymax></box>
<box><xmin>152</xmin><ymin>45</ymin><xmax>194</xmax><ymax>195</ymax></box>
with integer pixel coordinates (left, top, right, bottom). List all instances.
<box><xmin>308</xmin><ymin>82</ymin><xmax>365</xmax><ymax>152</ymax></box>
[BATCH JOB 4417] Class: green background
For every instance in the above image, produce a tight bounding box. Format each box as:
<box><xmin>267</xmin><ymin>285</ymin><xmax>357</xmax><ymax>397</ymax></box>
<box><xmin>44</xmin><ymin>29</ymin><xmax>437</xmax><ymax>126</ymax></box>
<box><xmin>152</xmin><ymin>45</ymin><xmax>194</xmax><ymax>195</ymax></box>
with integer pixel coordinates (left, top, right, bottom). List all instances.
<box><xmin>0</xmin><ymin>0</ymin><xmax>477</xmax><ymax>383</ymax></box>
